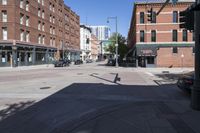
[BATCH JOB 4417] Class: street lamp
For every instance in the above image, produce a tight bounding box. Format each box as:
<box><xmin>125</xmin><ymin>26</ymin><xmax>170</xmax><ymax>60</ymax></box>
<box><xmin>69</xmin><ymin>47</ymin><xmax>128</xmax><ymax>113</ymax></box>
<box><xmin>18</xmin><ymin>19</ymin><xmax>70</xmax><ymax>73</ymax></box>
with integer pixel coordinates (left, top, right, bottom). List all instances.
<box><xmin>107</xmin><ymin>16</ymin><xmax>118</xmax><ymax>67</ymax></box>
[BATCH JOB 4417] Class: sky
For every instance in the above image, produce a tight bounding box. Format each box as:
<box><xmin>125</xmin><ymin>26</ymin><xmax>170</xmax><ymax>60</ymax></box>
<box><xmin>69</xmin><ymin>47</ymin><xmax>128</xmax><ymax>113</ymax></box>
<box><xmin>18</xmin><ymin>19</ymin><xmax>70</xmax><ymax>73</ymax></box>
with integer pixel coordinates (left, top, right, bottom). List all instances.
<box><xmin>64</xmin><ymin>0</ymin><xmax>136</xmax><ymax>38</ymax></box>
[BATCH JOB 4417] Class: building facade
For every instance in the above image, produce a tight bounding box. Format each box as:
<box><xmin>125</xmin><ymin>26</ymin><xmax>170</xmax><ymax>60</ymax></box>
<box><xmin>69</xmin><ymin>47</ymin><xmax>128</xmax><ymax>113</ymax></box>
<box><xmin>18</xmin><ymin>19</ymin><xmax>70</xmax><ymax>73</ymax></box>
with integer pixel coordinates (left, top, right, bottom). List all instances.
<box><xmin>128</xmin><ymin>1</ymin><xmax>195</xmax><ymax>68</ymax></box>
<box><xmin>80</xmin><ymin>25</ymin><xmax>92</xmax><ymax>61</ymax></box>
<box><xmin>89</xmin><ymin>26</ymin><xmax>111</xmax><ymax>41</ymax></box>
<box><xmin>89</xmin><ymin>26</ymin><xmax>112</xmax><ymax>59</ymax></box>
<box><xmin>91</xmin><ymin>34</ymin><xmax>99</xmax><ymax>60</ymax></box>
<box><xmin>0</xmin><ymin>0</ymin><xmax>80</xmax><ymax>67</ymax></box>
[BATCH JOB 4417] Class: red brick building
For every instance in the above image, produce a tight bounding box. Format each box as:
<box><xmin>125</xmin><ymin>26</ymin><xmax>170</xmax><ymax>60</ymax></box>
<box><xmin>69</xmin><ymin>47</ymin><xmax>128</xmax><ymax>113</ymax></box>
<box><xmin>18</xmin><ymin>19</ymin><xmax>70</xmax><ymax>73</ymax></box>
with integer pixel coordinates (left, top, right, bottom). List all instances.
<box><xmin>0</xmin><ymin>0</ymin><xmax>80</xmax><ymax>67</ymax></box>
<box><xmin>128</xmin><ymin>1</ymin><xmax>194</xmax><ymax>67</ymax></box>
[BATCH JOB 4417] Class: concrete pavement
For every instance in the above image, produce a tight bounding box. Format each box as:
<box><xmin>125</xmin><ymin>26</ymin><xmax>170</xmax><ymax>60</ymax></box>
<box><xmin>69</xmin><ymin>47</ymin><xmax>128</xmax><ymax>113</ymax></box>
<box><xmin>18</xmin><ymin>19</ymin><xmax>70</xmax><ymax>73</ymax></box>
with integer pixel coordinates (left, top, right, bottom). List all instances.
<box><xmin>0</xmin><ymin>63</ymin><xmax>199</xmax><ymax>133</ymax></box>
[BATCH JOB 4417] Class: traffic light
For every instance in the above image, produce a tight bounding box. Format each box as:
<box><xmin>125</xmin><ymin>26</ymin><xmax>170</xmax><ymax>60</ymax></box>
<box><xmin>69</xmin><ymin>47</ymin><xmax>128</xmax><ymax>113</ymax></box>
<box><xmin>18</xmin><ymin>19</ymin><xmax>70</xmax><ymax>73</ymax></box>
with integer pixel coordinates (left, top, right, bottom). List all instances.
<box><xmin>86</xmin><ymin>38</ymin><xmax>90</xmax><ymax>44</ymax></box>
<box><xmin>179</xmin><ymin>9</ymin><xmax>194</xmax><ymax>31</ymax></box>
<box><xmin>147</xmin><ymin>8</ymin><xmax>153</xmax><ymax>22</ymax></box>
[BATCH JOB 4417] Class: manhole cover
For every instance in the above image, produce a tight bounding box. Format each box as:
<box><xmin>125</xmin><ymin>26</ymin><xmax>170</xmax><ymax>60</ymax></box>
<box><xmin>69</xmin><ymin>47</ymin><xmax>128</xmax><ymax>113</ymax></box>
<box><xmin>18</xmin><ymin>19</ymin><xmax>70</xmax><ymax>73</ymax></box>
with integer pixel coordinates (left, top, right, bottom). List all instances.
<box><xmin>40</xmin><ymin>87</ymin><xmax>51</xmax><ymax>89</ymax></box>
<box><xmin>77</xmin><ymin>73</ymin><xmax>83</xmax><ymax>75</ymax></box>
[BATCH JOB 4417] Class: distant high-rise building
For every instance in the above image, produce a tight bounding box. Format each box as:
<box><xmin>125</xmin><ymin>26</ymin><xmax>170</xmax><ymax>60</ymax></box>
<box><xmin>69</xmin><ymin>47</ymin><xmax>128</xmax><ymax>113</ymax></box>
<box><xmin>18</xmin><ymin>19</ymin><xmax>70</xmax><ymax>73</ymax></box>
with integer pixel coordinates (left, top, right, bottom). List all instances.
<box><xmin>89</xmin><ymin>26</ymin><xmax>111</xmax><ymax>41</ymax></box>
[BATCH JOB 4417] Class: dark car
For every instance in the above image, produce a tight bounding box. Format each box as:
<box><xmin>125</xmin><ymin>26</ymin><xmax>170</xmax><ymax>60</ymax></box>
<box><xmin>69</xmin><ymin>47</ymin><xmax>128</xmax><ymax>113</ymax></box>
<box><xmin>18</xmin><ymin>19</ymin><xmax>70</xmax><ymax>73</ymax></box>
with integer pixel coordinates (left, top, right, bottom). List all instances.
<box><xmin>54</xmin><ymin>59</ymin><xmax>70</xmax><ymax>67</ymax></box>
<box><xmin>74</xmin><ymin>60</ymin><xmax>83</xmax><ymax>65</ymax></box>
<box><xmin>107</xmin><ymin>59</ymin><xmax>116</xmax><ymax>66</ymax></box>
<box><xmin>177</xmin><ymin>71</ymin><xmax>194</xmax><ymax>93</ymax></box>
<box><xmin>86</xmin><ymin>59</ymin><xmax>93</xmax><ymax>63</ymax></box>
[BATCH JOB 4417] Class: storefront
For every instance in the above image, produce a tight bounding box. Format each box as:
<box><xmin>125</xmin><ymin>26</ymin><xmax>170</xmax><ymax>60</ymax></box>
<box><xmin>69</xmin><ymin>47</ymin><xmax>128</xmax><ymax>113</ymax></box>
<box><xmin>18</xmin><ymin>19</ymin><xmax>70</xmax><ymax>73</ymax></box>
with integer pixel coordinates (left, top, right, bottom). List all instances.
<box><xmin>0</xmin><ymin>41</ymin><xmax>57</xmax><ymax>67</ymax></box>
<box><xmin>136</xmin><ymin>44</ymin><xmax>157</xmax><ymax>68</ymax></box>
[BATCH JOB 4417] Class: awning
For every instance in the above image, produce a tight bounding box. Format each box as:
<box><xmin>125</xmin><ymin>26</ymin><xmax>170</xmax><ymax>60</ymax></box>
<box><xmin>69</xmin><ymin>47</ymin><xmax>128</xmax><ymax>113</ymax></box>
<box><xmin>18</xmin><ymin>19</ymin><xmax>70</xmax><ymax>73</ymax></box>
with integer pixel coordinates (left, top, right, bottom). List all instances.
<box><xmin>136</xmin><ymin>45</ymin><xmax>157</xmax><ymax>56</ymax></box>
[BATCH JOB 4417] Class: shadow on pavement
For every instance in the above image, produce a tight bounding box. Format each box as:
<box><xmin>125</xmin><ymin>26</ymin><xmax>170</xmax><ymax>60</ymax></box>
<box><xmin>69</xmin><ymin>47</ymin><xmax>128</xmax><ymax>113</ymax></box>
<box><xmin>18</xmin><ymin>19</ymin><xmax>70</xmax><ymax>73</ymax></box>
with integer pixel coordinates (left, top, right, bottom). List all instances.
<box><xmin>0</xmin><ymin>83</ymin><xmax>191</xmax><ymax>133</ymax></box>
<box><xmin>0</xmin><ymin>101</ymin><xmax>35</xmax><ymax>121</ymax></box>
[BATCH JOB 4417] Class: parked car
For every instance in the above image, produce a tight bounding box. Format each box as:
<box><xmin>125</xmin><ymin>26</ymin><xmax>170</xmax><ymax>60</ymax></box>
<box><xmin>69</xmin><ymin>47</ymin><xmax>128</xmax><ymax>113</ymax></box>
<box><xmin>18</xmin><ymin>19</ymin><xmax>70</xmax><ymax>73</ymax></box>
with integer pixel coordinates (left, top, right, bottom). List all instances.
<box><xmin>54</xmin><ymin>59</ymin><xmax>70</xmax><ymax>67</ymax></box>
<box><xmin>107</xmin><ymin>59</ymin><xmax>116</xmax><ymax>66</ymax></box>
<box><xmin>74</xmin><ymin>60</ymin><xmax>83</xmax><ymax>65</ymax></box>
<box><xmin>86</xmin><ymin>59</ymin><xmax>93</xmax><ymax>63</ymax></box>
<box><xmin>177</xmin><ymin>71</ymin><xmax>194</xmax><ymax>93</ymax></box>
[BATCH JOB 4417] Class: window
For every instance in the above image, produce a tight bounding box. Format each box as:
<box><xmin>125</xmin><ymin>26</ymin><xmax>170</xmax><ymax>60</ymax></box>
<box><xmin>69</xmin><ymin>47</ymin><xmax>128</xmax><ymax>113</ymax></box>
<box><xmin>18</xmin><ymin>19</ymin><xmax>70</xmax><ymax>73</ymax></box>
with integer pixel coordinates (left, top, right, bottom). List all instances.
<box><xmin>49</xmin><ymin>3</ymin><xmax>52</xmax><ymax>11</ymax></box>
<box><xmin>147</xmin><ymin>57</ymin><xmax>155</xmax><ymax>64</ymax></box>
<box><xmin>2</xmin><ymin>10</ymin><xmax>7</xmax><ymax>22</ymax></box>
<box><xmin>53</xmin><ymin>27</ymin><xmax>55</xmax><ymax>35</ymax></box>
<box><xmin>173</xmin><ymin>11</ymin><xmax>178</xmax><ymax>23</ymax></box>
<box><xmin>140</xmin><ymin>30</ymin><xmax>145</xmax><ymax>42</ymax></box>
<box><xmin>2</xmin><ymin>27</ymin><xmax>7</xmax><ymax>40</ymax></box>
<box><xmin>50</xmin><ymin>37</ymin><xmax>52</xmax><ymax>45</ymax></box>
<box><xmin>38</xmin><ymin>0</ymin><xmax>40</xmax><ymax>3</ymax></box>
<box><xmin>25</xmin><ymin>1</ymin><xmax>29</xmax><ymax>11</ymax></box>
<box><xmin>52</xmin><ymin>16</ymin><xmax>55</xmax><ymax>23</ymax></box>
<box><xmin>140</xmin><ymin>12</ymin><xmax>144</xmax><ymax>24</ymax></box>
<box><xmin>49</xmin><ymin>15</ymin><xmax>52</xmax><ymax>22</ymax></box>
<box><xmin>50</xmin><ymin>26</ymin><xmax>52</xmax><ymax>34</ymax></box>
<box><xmin>42</xmin><ymin>35</ymin><xmax>45</xmax><ymax>44</ymax></box>
<box><xmin>26</xmin><ymin>31</ymin><xmax>30</xmax><ymax>42</ymax></box>
<box><xmin>20</xmin><ymin>0</ymin><xmax>23</xmax><ymax>9</ymax></box>
<box><xmin>2</xmin><ymin>0</ymin><xmax>7</xmax><ymax>5</ymax></box>
<box><xmin>173</xmin><ymin>47</ymin><xmax>178</xmax><ymax>53</ymax></box>
<box><xmin>38</xmin><ymin>34</ymin><xmax>41</xmax><ymax>44</ymax></box>
<box><xmin>172</xmin><ymin>30</ymin><xmax>178</xmax><ymax>42</ymax></box>
<box><xmin>26</xmin><ymin>16</ymin><xmax>29</xmax><ymax>26</ymax></box>
<box><xmin>151</xmin><ymin>30</ymin><xmax>156</xmax><ymax>42</ymax></box>
<box><xmin>183</xmin><ymin>30</ymin><xmax>188</xmax><ymax>41</ymax></box>
<box><xmin>20</xmin><ymin>13</ymin><xmax>24</xmax><ymax>25</ymax></box>
<box><xmin>151</xmin><ymin>12</ymin><xmax>156</xmax><ymax>23</ymax></box>
<box><xmin>53</xmin><ymin>38</ymin><xmax>55</xmax><ymax>46</ymax></box>
<box><xmin>52</xmin><ymin>5</ymin><xmax>55</xmax><ymax>12</ymax></box>
<box><xmin>20</xmin><ymin>29</ymin><xmax>24</xmax><ymax>41</ymax></box>
<box><xmin>42</xmin><ymin>23</ymin><xmax>45</xmax><ymax>31</ymax></box>
<box><xmin>42</xmin><ymin>10</ymin><xmax>45</xmax><ymax>19</ymax></box>
<box><xmin>38</xmin><ymin>8</ymin><xmax>41</xmax><ymax>17</ymax></box>
<box><xmin>38</xmin><ymin>21</ymin><xmax>41</xmax><ymax>30</ymax></box>
<box><xmin>42</xmin><ymin>0</ymin><xmax>44</xmax><ymax>5</ymax></box>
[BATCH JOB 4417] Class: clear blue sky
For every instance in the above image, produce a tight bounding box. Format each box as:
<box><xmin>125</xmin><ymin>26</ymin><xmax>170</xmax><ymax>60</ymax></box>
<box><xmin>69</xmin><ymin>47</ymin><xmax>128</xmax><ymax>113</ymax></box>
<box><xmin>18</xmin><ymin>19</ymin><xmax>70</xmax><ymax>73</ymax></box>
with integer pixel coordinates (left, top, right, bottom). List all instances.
<box><xmin>64</xmin><ymin>0</ymin><xmax>135</xmax><ymax>38</ymax></box>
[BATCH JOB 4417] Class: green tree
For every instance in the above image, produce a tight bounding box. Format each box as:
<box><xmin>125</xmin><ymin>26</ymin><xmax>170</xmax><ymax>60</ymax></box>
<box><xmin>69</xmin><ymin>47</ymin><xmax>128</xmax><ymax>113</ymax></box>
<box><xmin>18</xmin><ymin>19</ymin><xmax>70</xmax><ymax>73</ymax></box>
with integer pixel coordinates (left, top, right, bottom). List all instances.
<box><xmin>104</xmin><ymin>33</ymin><xmax>128</xmax><ymax>59</ymax></box>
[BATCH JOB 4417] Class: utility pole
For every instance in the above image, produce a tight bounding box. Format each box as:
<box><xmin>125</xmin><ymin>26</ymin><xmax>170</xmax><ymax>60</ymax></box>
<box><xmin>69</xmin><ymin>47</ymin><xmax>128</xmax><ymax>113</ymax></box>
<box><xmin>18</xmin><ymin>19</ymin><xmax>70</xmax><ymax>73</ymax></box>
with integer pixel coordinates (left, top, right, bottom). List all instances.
<box><xmin>107</xmin><ymin>16</ymin><xmax>118</xmax><ymax>67</ymax></box>
<box><xmin>192</xmin><ymin>0</ymin><xmax>200</xmax><ymax>110</ymax></box>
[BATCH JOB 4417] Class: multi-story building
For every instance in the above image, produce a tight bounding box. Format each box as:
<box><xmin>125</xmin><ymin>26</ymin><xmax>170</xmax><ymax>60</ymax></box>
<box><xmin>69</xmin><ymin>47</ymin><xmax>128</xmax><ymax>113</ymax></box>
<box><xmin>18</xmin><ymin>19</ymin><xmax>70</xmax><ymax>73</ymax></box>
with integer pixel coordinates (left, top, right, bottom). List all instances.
<box><xmin>80</xmin><ymin>25</ymin><xmax>92</xmax><ymax>61</ymax></box>
<box><xmin>128</xmin><ymin>0</ymin><xmax>195</xmax><ymax>67</ymax></box>
<box><xmin>91</xmin><ymin>34</ymin><xmax>99</xmax><ymax>60</ymax></box>
<box><xmin>89</xmin><ymin>26</ymin><xmax>112</xmax><ymax>59</ymax></box>
<box><xmin>89</xmin><ymin>26</ymin><xmax>111</xmax><ymax>41</ymax></box>
<box><xmin>0</xmin><ymin>0</ymin><xmax>80</xmax><ymax>67</ymax></box>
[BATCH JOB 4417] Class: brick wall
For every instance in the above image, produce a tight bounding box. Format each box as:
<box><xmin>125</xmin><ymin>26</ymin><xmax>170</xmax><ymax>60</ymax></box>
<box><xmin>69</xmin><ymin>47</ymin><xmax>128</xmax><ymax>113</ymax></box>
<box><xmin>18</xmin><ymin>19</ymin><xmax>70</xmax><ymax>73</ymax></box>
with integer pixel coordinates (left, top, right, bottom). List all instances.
<box><xmin>157</xmin><ymin>47</ymin><xmax>194</xmax><ymax>67</ymax></box>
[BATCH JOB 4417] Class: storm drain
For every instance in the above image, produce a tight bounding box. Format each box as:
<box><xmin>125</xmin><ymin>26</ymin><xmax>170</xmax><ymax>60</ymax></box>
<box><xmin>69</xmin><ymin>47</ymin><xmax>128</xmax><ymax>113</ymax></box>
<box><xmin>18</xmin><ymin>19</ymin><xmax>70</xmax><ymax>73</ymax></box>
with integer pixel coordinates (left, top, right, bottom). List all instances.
<box><xmin>40</xmin><ymin>86</ymin><xmax>51</xmax><ymax>90</ymax></box>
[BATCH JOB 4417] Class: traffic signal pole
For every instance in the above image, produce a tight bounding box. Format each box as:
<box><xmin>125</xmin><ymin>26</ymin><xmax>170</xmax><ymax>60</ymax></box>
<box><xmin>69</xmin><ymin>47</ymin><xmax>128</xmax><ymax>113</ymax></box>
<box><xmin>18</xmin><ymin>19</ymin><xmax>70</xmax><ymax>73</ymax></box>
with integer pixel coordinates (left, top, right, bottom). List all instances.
<box><xmin>192</xmin><ymin>1</ymin><xmax>200</xmax><ymax>110</ymax></box>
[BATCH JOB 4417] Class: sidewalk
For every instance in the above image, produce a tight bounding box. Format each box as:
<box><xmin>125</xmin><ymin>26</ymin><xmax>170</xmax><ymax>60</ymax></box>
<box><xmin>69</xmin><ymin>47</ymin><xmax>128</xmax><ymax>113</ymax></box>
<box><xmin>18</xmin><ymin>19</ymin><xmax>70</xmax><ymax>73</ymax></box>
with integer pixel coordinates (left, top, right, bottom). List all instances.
<box><xmin>0</xmin><ymin>64</ymin><xmax>54</xmax><ymax>72</ymax></box>
<box><xmin>137</xmin><ymin>67</ymin><xmax>194</xmax><ymax>74</ymax></box>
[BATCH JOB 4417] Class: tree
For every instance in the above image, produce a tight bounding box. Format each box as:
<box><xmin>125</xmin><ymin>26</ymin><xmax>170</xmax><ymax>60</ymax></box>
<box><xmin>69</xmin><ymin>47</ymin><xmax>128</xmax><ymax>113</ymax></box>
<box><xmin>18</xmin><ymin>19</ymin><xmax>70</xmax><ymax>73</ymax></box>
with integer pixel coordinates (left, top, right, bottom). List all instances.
<box><xmin>104</xmin><ymin>33</ymin><xmax>128</xmax><ymax>60</ymax></box>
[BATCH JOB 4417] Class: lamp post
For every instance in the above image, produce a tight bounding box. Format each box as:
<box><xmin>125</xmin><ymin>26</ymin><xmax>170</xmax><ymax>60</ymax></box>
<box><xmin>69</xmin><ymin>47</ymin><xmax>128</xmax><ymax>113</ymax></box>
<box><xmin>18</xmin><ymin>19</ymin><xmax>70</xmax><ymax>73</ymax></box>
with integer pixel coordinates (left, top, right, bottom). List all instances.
<box><xmin>107</xmin><ymin>16</ymin><xmax>118</xmax><ymax>67</ymax></box>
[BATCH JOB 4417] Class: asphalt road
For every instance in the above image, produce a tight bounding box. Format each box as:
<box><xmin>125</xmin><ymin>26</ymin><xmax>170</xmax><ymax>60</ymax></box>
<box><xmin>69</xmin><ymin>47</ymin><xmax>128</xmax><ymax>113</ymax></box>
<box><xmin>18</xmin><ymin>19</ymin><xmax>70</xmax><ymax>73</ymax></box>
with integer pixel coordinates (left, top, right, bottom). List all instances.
<box><xmin>0</xmin><ymin>62</ymin><xmax>193</xmax><ymax>133</ymax></box>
